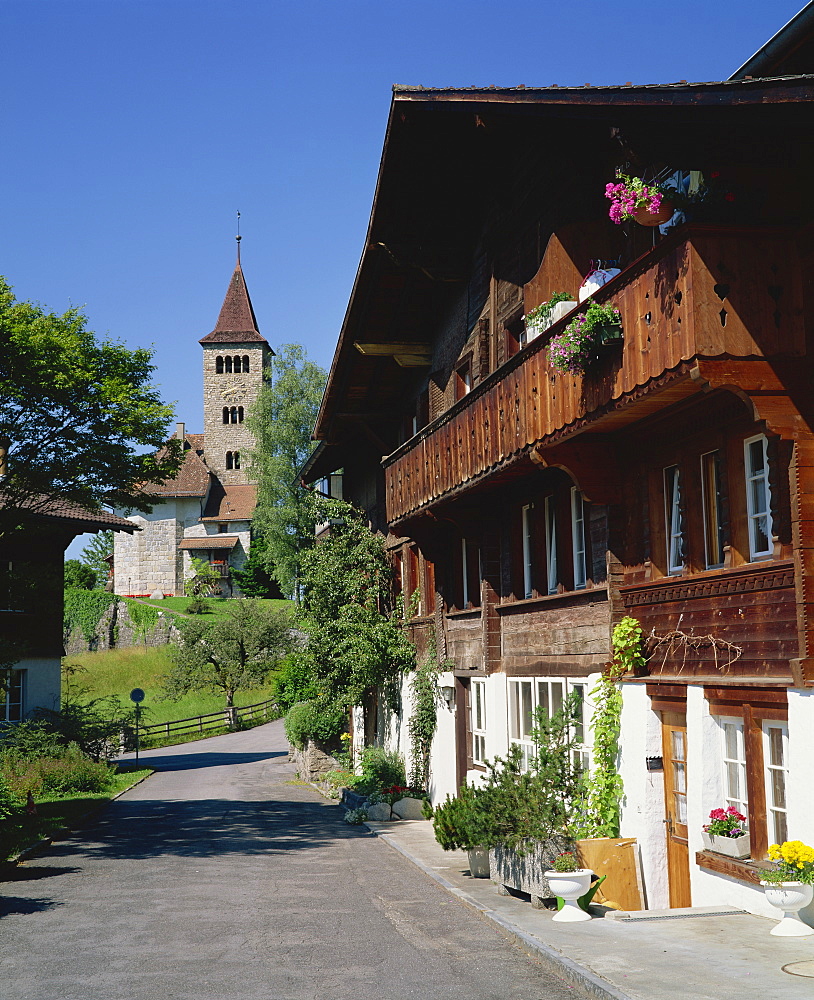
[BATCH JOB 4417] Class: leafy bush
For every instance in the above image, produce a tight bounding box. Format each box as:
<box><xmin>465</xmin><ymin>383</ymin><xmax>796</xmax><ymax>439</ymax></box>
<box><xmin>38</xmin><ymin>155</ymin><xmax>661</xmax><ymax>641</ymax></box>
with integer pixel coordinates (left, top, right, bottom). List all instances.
<box><xmin>284</xmin><ymin>700</ymin><xmax>345</xmax><ymax>750</ymax></box>
<box><xmin>0</xmin><ymin>719</ymin><xmax>67</xmax><ymax>758</ymax></box>
<box><xmin>359</xmin><ymin>746</ymin><xmax>406</xmax><ymax>790</ymax></box>
<box><xmin>63</xmin><ymin>588</ymin><xmax>116</xmax><ymax>643</ymax></box>
<box><xmin>186</xmin><ymin>596</ymin><xmax>211</xmax><ymax>615</ymax></box>
<box><xmin>271</xmin><ymin>656</ymin><xmax>319</xmax><ymax>713</ymax></box>
<box><xmin>1</xmin><ymin>745</ymin><xmax>114</xmax><ymax>797</ymax></box>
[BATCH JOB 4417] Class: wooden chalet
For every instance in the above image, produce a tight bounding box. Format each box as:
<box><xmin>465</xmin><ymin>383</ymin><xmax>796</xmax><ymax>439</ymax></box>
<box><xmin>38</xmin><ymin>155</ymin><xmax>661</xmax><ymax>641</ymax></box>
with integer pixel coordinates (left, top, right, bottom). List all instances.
<box><xmin>309</xmin><ymin>14</ymin><xmax>814</xmax><ymax>915</ymax></box>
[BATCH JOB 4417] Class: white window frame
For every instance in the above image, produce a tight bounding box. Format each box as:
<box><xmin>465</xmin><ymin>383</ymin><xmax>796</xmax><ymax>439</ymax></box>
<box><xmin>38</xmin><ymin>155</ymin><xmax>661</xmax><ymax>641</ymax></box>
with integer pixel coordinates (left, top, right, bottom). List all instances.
<box><xmin>545</xmin><ymin>496</ymin><xmax>558</xmax><ymax>595</ymax></box>
<box><xmin>571</xmin><ymin>487</ymin><xmax>587</xmax><ymax>590</ymax></box>
<box><xmin>701</xmin><ymin>450</ymin><xmax>725</xmax><ymax>569</ymax></box>
<box><xmin>718</xmin><ymin>716</ymin><xmax>748</xmax><ymax>818</ymax></box>
<box><xmin>508</xmin><ymin>676</ymin><xmax>591</xmax><ymax>773</ymax></box>
<box><xmin>1</xmin><ymin>669</ymin><xmax>24</xmax><ymax>722</ymax></box>
<box><xmin>521</xmin><ymin>504</ymin><xmax>533</xmax><ymax>599</ymax></box>
<box><xmin>471</xmin><ymin>679</ymin><xmax>487</xmax><ymax>766</ymax></box>
<box><xmin>744</xmin><ymin>434</ymin><xmax>774</xmax><ymax>561</ymax></box>
<box><xmin>664</xmin><ymin>465</ymin><xmax>684</xmax><ymax>575</ymax></box>
<box><xmin>763</xmin><ymin>721</ymin><xmax>789</xmax><ymax>846</ymax></box>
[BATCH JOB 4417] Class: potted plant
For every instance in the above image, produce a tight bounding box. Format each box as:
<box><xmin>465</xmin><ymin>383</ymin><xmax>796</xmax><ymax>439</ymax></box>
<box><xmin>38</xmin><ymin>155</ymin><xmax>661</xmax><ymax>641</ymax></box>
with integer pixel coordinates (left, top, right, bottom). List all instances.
<box><xmin>701</xmin><ymin>807</ymin><xmax>750</xmax><ymax>859</ymax></box>
<box><xmin>549</xmin><ymin>301</ymin><xmax>623</xmax><ymax>376</ymax></box>
<box><xmin>605</xmin><ymin>172</ymin><xmax>681</xmax><ymax>227</ymax></box>
<box><xmin>524</xmin><ymin>292</ymin><xmax>576</xmax><ymax>343</ymax></box>
<box><xmin>430</xmin><ymin>781</ymin><xmax>499</xmax><ymax>878</ymax></box>
<box><xmin>545</xmin><ymin>851</ymin><xmax>594</xmax><ymax>923</ymax></box>
<box><xmin>760</xmin><ymin>840</ymin><xmax>814</xmax><ymax>937</ymax></box>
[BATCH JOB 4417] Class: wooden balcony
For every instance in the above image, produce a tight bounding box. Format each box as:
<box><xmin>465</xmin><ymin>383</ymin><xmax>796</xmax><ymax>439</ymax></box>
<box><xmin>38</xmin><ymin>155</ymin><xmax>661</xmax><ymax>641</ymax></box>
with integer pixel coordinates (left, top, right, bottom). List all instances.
<box><xmin>383</xmin><ymin>226</ymin><xmax>804</xmax><ymax>524</ymax></box>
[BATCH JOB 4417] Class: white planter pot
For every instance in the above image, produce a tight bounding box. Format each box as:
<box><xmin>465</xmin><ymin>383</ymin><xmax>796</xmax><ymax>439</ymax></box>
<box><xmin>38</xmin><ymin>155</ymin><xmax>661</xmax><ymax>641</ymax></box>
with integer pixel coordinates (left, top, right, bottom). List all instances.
<box><xmin>467</xmin><ymin>847</ymin><xmax>490</xmax><ymax>878</ymax></box>
<box><xmin>701</xmin><ymin>830</ymin><xmax>750</xmax><ymax>859</ymax></box>
<box><xmin>760</xmin><ymin>881</ymin><xmax>814</xmax><ymax>937</ymax></box>
<box><xmin>544</xmin><ymin>869</ymin><xmax>594</xmax><ymax>922</ymax></box>
<box><xmin>526</xmin><ymin>300</ymin><xmax>577</xmax><ymax>342</ymax></box>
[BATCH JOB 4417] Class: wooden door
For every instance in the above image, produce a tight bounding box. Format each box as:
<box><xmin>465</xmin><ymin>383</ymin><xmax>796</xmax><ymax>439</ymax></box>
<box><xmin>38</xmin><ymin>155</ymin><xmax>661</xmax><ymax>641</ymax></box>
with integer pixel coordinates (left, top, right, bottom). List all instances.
<box><xmin>661</xmin><ymin>712</ymin><xmax>691</xmax><ymax>907</ymax></box>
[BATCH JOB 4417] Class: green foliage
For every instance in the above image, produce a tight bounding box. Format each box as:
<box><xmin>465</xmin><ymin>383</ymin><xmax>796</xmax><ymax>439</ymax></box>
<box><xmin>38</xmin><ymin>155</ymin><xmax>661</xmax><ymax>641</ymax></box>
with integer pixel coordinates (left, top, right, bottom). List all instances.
<box><xmin>407</xmin><ymin>652</ymin><xmax>441</xmax><ymax>789</ymax></box>
<box><xmin>231</xmin><ymin>536</ymin><xmax>283</xmax><ymax>598</ymax></box>
<box><xmin>1</xmin><ymin>745</ymin><xmax>114</xmax><ymax>797</ymax></box>
<box><xmin>572</xmin><ymin>672</ymin><xmax>624</xmax><ymax>839</ymax></box>
<box><xmin>524</xmin><ymin>291</ymin><xmax>574</xmax><ymax>330</ymax></box>
<box><xmin>431</xmin><ymin>695</ymin><xmax>583</xmax><ymax>853</ymax></box>
<box><xmin>358</xmin><ymin>746</ymin><xmax>406</xmax><ymax>789</ymax></box>
<box><xmin>183</xmin><ymin>556</ymin><xmax>221</xmax><ymax>598</ymax></box>
<box><xmin>64</xmin><ymin>558</ymin><xmax>97</xmax><ymax>590</ymax></box>
<box><xmin>553</xmin><ymin>850</ymin><xmax>579</xmax><ymax>872</ymax></box>
<box><xmin>185</xmin><ymin>595</ymin><xmax>211</xmax><ymax>615</ymax></box>
<box><xmin>0</xmin><ymin>771</ymin><xmax>21</xmax><ymax>821</ymax></box>
<box><xmin>284</xmin><ymin>700</ymin><xmax>346</xmax><ymax>749</ymax></box>
<box><xmin>612</xmin><ymin>616</ymin><xmax>647</xmax><ymax>674</ymax></box>
<box><xmin>123</xmin><ymin>598</ymin><xmax>160</xmax><ymax>644</ymax></box>
<box><xmin>164</xmin><ymin>599</ymin><xmax>293</xmax><ymax>708</ymax></box>
<box><xmin>80</xmin><ymin>530</ymin><xmax>114</xmax><ymax>589</ymax></box>
<box><xmin>247</xmin><ymin>343</ymin><xmax>327</xmax><ymax>596</ymax></box>
<box><xmin>0</xmin><ymin>276</ymin><xmax>182</xmax><ymax>533</ymax></box>
<box><xmin>63</xmin><ymin>588</ymin><xmax>116</xmax><ymax>643</ymax></box>
<box><xmin>270</xmin><ymin>656</ymin><xmax>319</xmax><ymax>713</ymax></box>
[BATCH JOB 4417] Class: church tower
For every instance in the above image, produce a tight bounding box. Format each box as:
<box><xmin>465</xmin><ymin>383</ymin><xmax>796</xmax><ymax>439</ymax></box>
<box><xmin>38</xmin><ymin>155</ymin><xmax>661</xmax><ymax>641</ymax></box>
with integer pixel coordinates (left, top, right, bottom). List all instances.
<box><xmin>199</xmin><ymin>240</ymin><xmax>272</xmax><ymax>485</ymax></box>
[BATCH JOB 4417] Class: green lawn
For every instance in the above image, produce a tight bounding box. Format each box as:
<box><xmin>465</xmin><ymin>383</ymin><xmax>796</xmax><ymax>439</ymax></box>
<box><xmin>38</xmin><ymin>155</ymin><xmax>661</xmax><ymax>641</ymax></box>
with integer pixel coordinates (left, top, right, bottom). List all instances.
<box><xmin>135</xmin><ymin>595</ymin><xmax>294</xmax><ymax>620</ymax></box>
<box><xmin>0</xmin><ymin>766</ymin><xmax>153</xmax><ymax>862</ymax></box>
<box><xmin>63</xmin><ymin>645</ymin><xmax>280</xmax><ymax>725</ymax></box>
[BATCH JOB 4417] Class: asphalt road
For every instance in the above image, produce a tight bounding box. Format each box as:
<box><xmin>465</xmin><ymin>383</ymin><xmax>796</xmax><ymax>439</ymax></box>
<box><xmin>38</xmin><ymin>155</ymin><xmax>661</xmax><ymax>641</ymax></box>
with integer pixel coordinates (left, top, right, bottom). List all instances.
<box><xmin>1</xmin><ymin>720</ymin><xmax>579</xmax><ymax>1000</ymax></box>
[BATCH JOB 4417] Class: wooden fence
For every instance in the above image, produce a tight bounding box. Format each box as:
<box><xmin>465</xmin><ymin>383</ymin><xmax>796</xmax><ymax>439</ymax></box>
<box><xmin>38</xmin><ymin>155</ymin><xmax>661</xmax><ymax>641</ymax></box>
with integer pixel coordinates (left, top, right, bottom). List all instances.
<box><xmin>138</xmin><ymin>697</ymin><xmax>279</xmax><ymax>744</ymax></box>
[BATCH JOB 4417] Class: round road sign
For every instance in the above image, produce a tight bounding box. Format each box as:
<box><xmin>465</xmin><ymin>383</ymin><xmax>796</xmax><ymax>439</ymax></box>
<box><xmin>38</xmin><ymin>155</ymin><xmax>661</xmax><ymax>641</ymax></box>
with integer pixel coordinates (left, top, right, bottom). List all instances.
<box><xmin>130</xmin><ymin>688</ymin><xmax>146</xmax><ymax>703</ymax></box>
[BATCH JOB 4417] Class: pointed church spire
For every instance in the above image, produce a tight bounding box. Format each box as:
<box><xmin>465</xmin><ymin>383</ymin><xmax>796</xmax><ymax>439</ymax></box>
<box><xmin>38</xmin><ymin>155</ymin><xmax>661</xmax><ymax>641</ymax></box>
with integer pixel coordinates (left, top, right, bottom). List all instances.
<box><xmin>199</xmin><ymin>233</ymin><xmax>269</xmax><ymax>345</ymax></box>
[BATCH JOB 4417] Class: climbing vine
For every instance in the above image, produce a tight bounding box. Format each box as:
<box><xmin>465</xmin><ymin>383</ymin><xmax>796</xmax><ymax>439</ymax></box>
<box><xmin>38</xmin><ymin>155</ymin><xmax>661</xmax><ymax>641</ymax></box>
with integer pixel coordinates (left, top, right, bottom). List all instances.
<box><xmin>63</xmin><ymin>589</ymin><xmax>116</xmax><ymax>643</ymax></box>
<box><xmin>407</xmin><ymin>641</ymin><xmax>442</xmax><ymax>790</ymax></box>
<box><xmin>123</xmin><ymin>599</ymin><xmax>160</xmax><ymax>645</ymax></box>
<box><xmin>611</xmin><ymin>616</ymin><xmax>646</xmax><ymax>675</ymax></box>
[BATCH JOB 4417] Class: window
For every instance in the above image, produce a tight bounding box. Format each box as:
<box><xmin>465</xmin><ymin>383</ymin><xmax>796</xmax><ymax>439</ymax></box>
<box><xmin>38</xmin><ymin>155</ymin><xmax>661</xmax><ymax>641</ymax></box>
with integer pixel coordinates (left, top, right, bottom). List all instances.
<box><xmin>764</xmin><ymin>722</ymin><xmax>789</xmax><ymax>845</ymax></box>
<box><xmin>472</xmin><ymin>679</ymin><xmax>487</xmax><ymax>766</ymax></box>
<box><xmin>242</xmin><ymin>355</ymin><xmax>250</xmax><ymax>372</ymax></box>
<box><xmin>222</xmin><ymin>407</ymin><xmax>229</xmax><ymax>424</ymax></box>
<box><xmin>1</xmin><ymin>670</ymin><xmax>23</xmax><ymax>722</ymax></box>
<box><xmin>571</xmin><ymin>488</ymin><xmax>586</xmax><ymax>590</ymax></box>
<box><xmin>238</xmin><ymin>406</ymin><xmax>244</xmax><ymax>422</ymax></box>
<box><xmin>720</xmin><ymin>718</ymin><xmax>748</xmax><ymax>817</ymax></box>
<box><xmin>225</xmin><ymin>356</ymin><xmax>233</xmax><ymax>373</ymax></box>
<box><xmin>460</xmin><ymin>538</ymin><xmax>480</xmax><ymax>609</ymax></box>
<box><xmin>226</xmin><ymin>451</ymin><xmax>240</xmax><ymax>470</ymax></box>
<box><xmin>216</xmin><ymin>356</ymin><xmax>224</xmax><ymax>374</ymax></box>
<box><xmin>233</xmin><ymin>451</ymin><xmax>240</xmax><ymax>470</ymax></box>
<box><xmin>508</xmin><ymin>677</ymin><xmax>590</xmax><ymax>773</ymax></box>
<box><xmin>701</xmin><ymin>450</ymin><xmax>725</xmax><ymax>569</ymax></box>
<box><xmin>745</xmin><ymin>435</ymin><xmax>773</xmax><ymax>560</ymax></box>
<box><xmin>521</xmin><ymin>504</ymin><xmax>533</xmax><ymax>599</ymax></box>
<box><xmin>233</xmin><ymin>354</ymin><xmax>242</xmax><ymax>372</ymax></box>
<box><xmin>226</xmin><ymin>451</ymin><xmax>233</xmax><ymax>470</ymax></box>
<box><xmin>664</xmin><ymin>465</ymin><xmax>684</xmax><ymax>574</ymax></box>
<box><xmin>407</xmin><ymin>545</ymin><xmax>420</xmax><ymax>615</ymax></box>
<box><xmin>545</xmin><ymin>496</ymin><xmax>558</xmax><ymax>594</ymax></box>
<box><xmin>218</xmin><ymin>523</ymin><xmax>228</xmax><ymax>534</ymax></box>
<box><xmin>455</xmin><ymin>361</ymin><xmax>472</xmax><ymax>400</ymax></box>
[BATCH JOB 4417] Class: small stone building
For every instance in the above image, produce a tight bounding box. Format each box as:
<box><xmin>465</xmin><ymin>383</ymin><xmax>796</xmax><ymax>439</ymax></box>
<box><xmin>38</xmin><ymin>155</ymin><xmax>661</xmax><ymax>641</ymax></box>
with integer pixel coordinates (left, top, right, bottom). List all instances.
<box><xmin>114</xmin><ymin>247</ymin><xmax>273</xmax><ymax>596</ymax></box>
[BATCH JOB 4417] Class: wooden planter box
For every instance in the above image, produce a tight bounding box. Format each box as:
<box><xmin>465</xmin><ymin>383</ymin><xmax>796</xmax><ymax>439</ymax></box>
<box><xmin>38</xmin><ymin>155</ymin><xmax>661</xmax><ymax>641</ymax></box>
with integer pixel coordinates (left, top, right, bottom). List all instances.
<box><xmin>490</xmin><ymin>838</ymin><xmax>571</xmax><ymax>908</ymax></box>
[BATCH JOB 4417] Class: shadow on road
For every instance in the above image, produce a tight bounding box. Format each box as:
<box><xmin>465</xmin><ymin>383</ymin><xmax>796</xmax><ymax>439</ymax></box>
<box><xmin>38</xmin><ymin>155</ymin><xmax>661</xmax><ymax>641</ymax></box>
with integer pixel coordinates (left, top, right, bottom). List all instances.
<box><xmin>41</xmin><ymin>794</ymin><xmax>367</xmax><ymax>863</ymax></box>
<box><xmin>0</xmin><ymin>895</ymin><xmax>62</xmax><ymax>917</ymax></box>
<box><xmin>132</xmin><ymin>750</ymin><xmax>289</xmax><ymax>772</ymax></box>
<box><xmin>1</xmin><ymin>865</ymin><xmax>82</xmax><ymax>882</ymax></box>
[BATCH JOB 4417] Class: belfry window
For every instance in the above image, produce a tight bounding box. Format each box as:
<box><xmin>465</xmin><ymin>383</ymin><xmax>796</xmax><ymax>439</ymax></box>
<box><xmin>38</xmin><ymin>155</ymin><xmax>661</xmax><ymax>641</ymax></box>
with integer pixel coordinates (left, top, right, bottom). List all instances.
<box><xmin>225</xmin><ymin>356</ymin><xmax>233</xmax><ymax>373</ymax></box>
<box><xmin>222</xmin><ymin>407</ymin><xmax>229</xmax><ymax>424</ymax></box>
<box><xmin>242</xmin><ymin>355</ymin><xmax>250</xmax><ymax>372</ymax></box>
<box><xmin>226</xmin><ymin>451</ymin><xmax>233</xmax><ymax>470</ymax></box>
<box><xmin>216</xmin><ymin>356</ymin><xmax>224</xmax><ymax>374</ymax></box>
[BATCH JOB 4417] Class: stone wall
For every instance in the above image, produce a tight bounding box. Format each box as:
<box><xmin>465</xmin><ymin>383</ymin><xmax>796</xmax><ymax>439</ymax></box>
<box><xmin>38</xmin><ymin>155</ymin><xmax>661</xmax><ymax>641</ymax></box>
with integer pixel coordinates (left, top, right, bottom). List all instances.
<box><xmin>288</xmin><ymin>739</ymin><xmax>339</xmax><ymax>782</ymax></box>
<box><xmin>64</xmin><ymin>600</ymin><xmax>179</xmax><ymax>656</ymax></box>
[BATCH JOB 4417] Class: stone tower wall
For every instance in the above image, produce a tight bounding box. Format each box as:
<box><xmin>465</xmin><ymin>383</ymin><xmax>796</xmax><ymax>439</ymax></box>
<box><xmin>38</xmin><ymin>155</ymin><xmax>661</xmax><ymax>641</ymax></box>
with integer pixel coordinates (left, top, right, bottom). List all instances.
<box><xmin>202</xmin><ymin>342</ymin><xmax>270</xmax><ymax>485</ymax></box>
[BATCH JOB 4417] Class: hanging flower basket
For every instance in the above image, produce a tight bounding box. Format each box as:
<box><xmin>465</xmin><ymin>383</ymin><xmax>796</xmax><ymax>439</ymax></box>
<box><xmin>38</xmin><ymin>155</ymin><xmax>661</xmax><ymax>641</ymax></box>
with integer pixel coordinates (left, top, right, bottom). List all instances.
<box><xmin>605</xmin><ymin>172</ymin><xmax>680</xmax><ymax>227</ymax></box>
<box><xmin>631</xmin><ymin>200</ymin><xmax>675</xmax><ymax>227</ymax></box>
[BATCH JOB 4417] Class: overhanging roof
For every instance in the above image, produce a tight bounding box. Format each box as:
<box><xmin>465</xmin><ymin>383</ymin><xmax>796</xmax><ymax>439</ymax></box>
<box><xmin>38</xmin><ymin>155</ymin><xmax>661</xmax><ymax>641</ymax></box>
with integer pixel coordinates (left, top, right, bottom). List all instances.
<box><xmin>179</xmin><ymin>536</ymin><xmax>238</xmax><ymax>550</ymax></box>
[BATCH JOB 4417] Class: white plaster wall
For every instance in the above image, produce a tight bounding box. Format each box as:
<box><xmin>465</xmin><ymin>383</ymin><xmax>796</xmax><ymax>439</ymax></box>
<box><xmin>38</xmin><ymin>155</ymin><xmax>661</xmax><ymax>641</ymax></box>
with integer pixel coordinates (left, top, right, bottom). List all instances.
<box><xmin>21</xmin><ymin>657</ymin><xmax>61</xmax><ymax>715</ymax></box>
<box><xmin>427</xmin><ymin>669</ymin><xmax>458</xmax><ymax>805</ymax></box>
<box><xmin>618</xmin><ymin>683</ymin><xmax>669</xmax><ymax>909</ymax></box>
<box><xmin>787</xmin><ymin>688</ymin><xmax>814</xmax><ymax>928</ymax></box>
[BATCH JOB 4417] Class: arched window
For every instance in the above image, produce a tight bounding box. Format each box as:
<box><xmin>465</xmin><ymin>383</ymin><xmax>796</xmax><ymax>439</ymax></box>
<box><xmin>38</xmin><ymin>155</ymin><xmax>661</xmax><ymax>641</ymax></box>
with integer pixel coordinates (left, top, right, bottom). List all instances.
<box><xmin>234</xmin><ymin>451</ymin><xmax>241</xmax><ymax>469</ymax></box>
<box><xmin>233</xmin><ymin>354</ymin><xmax>241</xmax><ymax>372</ymax></box>
<box><xmin>225</xmin><ymin>356</ymin><xmax>233</xmax><ymax>373</ymax></box>
<box><xmin>242</xmin><ymin>355</ymin><xmax>250</xmax><ymax>372</ymax></box>
<box><xmin>216</xmin><ymin>356</ymin><xmax>224</xmax><ymax>373</ymax></box>
<box><xmin>238</xmin><ymin>406</ymin><xmax>244</xmax><ymax>423</ymax></box>
<box><xmin>226</xmin><ymin>451</ymin><xmax>233</xmax><ymax>470</ymax></box>
<box><xmin>222</xmin><ymin>407</ymin><xmax>229</xmax><ymax>424</ymax></box>
<box><xmin>230</xmin><ymin>406</ymin><xmax>238</xmax><ymax>424</ymax></box>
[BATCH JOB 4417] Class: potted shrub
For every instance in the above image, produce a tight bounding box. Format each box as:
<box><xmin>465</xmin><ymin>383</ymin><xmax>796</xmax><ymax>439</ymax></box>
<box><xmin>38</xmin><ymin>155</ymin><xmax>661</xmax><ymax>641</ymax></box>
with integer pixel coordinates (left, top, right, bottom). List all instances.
<box><xmin>524</xmin><ymin>292</ymin><xmax>576</xmax><ymax>343</ymax></box>
<box><xmin>701</xmin><ymin>807</ymin><xmax>750</xmax><ymax>859</ymax></box>
<box><xmin>604</xmin><ymin>171</ymin><xmax>681</xmax><ymax>227</ymax></box>
<box><xmin>545</xmin><ymin>851</ymin><xmax>594</xmax><ymax>923</ymax></box>
<box><xmin>549</xmin><ymin>301</ymin><xmax>623</xmax><ymax>376</ymax></box>
<box><xmin>760</xmin><ymin>840</ymin><xmax>814</xmax><ymax>937</ymax></box>
<box><xmin>430</xmin><ymin>781</ymin><xmax>500</xmax><ymax>877</ymax></box>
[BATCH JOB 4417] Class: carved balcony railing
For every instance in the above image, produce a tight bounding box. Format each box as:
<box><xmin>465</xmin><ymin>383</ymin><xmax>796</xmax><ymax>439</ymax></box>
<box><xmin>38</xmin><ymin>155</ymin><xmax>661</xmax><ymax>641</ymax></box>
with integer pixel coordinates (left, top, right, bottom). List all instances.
<box><xmin>383</xmin><ymin>226</ymin><xmax>804</xmax><ymax>524</ymax></box>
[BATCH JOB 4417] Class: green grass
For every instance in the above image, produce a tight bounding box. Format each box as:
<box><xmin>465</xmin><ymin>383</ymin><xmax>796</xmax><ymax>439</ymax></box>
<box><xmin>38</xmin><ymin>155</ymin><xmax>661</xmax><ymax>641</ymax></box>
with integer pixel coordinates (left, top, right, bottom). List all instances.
<box><xmin>134</xmin><ymin>595</ymin><xmax>294</xmax><ymax>620</ymax></box>
<box><xmin>0</xmin><ymin>766</ymin><xmax>153</xmax><ymax>862</ymax></box>
<box><xmin>63</xmin><ymin>645</ymin><xmax>280</xmax><ymax>726</ymax></box>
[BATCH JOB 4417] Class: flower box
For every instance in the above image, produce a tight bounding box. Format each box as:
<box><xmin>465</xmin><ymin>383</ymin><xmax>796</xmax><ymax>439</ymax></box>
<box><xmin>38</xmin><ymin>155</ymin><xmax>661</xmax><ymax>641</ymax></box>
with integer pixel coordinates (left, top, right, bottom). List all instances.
<box><xmin>701</xmin><ymin>830</ymin><xmax>750</xmax><ymax>859</ymax></box>
<box><xmin>526</xmin><ymin>300</ymin><xmax>576</xmax><ymax>342</ymax></box>
<box><xmin>596</xmin><ymin>322</ymin><xmax>624</xmax><ymax>346</ymax></box>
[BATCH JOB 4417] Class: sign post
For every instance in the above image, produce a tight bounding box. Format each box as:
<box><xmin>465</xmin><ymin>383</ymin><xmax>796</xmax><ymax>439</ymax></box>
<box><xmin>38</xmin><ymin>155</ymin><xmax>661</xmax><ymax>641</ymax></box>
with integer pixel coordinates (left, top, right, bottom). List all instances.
<box><xmin>129</xmin><ymin>688</ymin><xmax>145</xmax><ymax>765</ymax></box>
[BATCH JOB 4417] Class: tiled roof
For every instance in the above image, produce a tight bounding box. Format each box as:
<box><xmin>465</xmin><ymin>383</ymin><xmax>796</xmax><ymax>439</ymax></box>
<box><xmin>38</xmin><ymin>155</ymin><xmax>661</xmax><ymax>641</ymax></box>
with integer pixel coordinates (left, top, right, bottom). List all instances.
<box><xmin>199</xmin><ymin>261</ymin><xmax>269</xmax><ymax>346</ymax></box>
<box><xmin>147</xmin><ymin>435</ymin><xmax>211</xmax><ymax>497</ymax></box>
<box><xmin>179</xmin><ymin>535</ymin><xmax>238</xmax><ymax>550</ymax></box>
<box><xmin>201</xmin><ymin>482</ymin><xmax>257</xmax><ymax>521</ymax></box>
<box><xmin>0</xmin><ymin>493</ymin><xmax>137</xmax><ymax>532</ymax></box>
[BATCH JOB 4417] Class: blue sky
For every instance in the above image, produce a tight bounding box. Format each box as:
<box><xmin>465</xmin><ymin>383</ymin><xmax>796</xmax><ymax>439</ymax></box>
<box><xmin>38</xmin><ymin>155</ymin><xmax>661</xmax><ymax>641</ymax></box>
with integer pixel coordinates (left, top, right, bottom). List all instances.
<box><xmin>2</xmin><ymin>0</ymin><xmax>802</xmax><ymax>555</ymax></box>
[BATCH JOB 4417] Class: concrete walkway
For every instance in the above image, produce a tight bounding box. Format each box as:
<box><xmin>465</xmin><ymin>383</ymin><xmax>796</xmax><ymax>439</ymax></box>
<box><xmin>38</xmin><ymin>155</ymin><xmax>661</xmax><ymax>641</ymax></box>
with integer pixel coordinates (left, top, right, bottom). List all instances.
<box><xmin>363</xmin><ymin>817</ymin><xmax>814</xmax><ymax>1000</ymax></box>
<box><xmin>0</xmin><ymin>721</ymin><xmax>578</xmax><ymax>1000</ymax></box>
